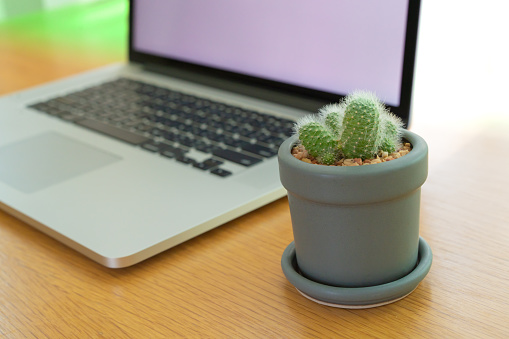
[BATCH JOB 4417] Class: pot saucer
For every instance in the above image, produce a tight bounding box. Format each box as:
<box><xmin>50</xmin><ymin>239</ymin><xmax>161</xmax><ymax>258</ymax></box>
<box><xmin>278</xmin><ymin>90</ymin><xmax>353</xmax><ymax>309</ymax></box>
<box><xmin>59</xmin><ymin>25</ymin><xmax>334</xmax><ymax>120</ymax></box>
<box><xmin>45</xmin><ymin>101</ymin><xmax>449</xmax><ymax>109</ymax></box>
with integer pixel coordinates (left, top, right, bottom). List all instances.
<box><xmin>281</xmin><ymin>237</ymin><xmax>432</xmax><ymax>309</ymax></box>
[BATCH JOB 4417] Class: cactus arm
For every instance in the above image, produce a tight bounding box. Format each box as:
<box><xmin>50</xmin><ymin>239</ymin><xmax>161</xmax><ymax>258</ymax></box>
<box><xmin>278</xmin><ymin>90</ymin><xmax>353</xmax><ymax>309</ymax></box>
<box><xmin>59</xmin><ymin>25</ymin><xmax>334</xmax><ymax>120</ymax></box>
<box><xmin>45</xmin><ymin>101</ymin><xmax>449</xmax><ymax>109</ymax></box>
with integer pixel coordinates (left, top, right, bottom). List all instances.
<box><xmin>339</xmin><ymin>91</ymin><xmax>382</xmax><ymax>159</ymax></box>
<box><xmin>294</xmin><ymin>116</ymin><xmax>338</xmax><ymax>160</ymax></box>
<box><xmin>318</xmin><ymin>103</ymin><xmax>344</xmax><ymax>138</ymax></box>
<box><xmin>318</xmin><ymin>151</ymin><xmax>337</xmax><ymax>165</ymax></box>
<box><xmin>379</xmin><ymin>111</ymin><xmax>404</xmax><ymax>154</ymax></box>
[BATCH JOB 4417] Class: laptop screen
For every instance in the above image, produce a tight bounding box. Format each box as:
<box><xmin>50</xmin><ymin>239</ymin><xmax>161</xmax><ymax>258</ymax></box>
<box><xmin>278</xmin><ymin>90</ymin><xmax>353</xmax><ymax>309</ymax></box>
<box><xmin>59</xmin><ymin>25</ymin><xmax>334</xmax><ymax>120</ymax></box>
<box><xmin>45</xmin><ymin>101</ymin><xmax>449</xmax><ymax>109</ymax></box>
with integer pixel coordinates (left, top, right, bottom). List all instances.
<box><xmin>130</xmin><ymin>0</ymin><xmax>420</xmax><ymax>122</ymax></box>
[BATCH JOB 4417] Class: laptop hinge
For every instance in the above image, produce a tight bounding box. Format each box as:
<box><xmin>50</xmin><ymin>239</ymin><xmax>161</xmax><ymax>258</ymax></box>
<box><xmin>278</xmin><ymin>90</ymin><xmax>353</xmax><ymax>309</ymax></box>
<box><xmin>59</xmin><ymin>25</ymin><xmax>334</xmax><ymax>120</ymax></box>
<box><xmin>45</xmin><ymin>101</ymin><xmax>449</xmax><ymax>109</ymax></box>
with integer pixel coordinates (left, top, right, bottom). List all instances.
<box><xmin>142</xmin><ymin>62</ymin><xmax>332</xmax><ymax>113</ymax></box>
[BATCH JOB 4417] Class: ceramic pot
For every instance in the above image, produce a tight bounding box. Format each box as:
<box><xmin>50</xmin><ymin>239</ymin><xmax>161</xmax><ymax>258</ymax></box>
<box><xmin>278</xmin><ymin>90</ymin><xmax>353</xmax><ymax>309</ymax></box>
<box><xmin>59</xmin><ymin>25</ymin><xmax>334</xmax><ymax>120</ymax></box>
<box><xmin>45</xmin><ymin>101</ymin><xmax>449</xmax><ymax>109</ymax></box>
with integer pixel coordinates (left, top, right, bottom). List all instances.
<box><xmin>278</xmin><ymin>130</ymin><xmax>428</xmax><ymax>288</ymax></box>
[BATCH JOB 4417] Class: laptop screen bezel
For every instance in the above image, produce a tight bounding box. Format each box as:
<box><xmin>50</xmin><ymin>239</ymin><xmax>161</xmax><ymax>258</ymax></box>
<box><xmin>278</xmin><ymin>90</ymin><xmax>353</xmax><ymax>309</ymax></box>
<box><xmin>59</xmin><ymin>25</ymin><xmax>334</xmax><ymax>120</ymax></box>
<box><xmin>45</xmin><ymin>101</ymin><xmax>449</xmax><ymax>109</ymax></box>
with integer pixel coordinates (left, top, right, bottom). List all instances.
<box><xmin>128</xmin><ymin>0</ymin><xmax>421</xmax><ymax>126</ymax></box>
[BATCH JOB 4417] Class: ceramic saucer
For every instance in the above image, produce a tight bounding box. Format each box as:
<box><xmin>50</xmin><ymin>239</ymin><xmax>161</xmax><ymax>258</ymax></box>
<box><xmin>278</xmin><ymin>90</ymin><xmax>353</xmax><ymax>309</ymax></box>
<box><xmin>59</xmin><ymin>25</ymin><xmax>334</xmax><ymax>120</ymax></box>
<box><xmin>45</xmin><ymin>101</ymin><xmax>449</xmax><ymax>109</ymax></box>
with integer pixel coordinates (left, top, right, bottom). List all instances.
<box><xmin>281</xmin><ymin>237</ymin><xmax>432</xmax><ymax>309</ymax></box>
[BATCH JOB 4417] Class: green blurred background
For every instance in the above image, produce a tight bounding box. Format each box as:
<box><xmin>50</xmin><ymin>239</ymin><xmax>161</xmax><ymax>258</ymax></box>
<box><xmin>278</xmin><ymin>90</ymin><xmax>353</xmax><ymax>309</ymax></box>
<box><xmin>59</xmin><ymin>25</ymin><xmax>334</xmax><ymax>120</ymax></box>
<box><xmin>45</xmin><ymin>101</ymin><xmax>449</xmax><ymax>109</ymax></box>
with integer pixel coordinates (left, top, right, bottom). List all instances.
<box><xmin>0</xmin><ymin>0</ymin><xmax>103</xmax><ymax>20</ymax></box>
<box><xmin>0</xmin><ymin>0</ymin><xmax>127</xmax><ymax>51</ymax></box>
<box><xmin>1</xmin><ymin>0</ymin><xmax>128</xmax><ymax>49</ymax></box>
<box><xmin>0</xmin><ymin>0</ymin><xmax>128</xmax><ymax>94</ymax></box>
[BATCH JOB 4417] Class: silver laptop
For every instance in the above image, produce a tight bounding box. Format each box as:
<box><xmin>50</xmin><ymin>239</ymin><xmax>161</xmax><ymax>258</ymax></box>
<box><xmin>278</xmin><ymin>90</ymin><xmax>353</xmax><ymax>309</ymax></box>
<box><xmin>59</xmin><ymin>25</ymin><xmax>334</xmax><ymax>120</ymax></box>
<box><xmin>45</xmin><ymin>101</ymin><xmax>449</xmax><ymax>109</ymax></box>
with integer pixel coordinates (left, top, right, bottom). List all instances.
<box><xmin>0</xmin><ymin>0</ymin><xmax>421</xmax><ymax>268</ymax></box>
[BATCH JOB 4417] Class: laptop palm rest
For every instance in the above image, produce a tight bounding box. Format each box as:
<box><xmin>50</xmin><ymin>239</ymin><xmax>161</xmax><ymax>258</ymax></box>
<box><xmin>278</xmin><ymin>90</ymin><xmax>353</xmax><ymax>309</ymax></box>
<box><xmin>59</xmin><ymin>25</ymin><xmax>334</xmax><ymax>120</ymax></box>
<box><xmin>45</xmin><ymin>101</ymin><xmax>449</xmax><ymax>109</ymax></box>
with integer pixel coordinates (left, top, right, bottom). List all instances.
<box><xmin>0</xmin><ymin>132</ymin><xmax>121</xmax><ymax>193</ymax></box>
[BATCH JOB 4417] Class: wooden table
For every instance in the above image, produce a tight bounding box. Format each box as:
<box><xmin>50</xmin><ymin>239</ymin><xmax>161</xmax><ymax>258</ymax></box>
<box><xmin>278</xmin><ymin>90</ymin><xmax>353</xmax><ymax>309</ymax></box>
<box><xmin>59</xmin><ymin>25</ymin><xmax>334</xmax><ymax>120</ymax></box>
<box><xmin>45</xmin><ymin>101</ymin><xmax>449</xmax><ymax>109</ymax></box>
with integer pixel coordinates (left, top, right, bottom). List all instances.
<box><xmin>1</xmin><ymin>1</ymin><xmax>508</xmax><ymax>337</ymax></box>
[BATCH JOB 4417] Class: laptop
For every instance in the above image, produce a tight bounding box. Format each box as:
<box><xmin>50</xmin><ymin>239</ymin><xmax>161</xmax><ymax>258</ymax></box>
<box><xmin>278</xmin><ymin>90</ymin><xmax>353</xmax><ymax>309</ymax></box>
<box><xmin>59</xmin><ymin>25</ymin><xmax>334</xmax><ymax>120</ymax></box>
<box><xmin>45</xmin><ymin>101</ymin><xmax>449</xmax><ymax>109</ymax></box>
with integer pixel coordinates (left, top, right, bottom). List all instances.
<box><xmin>0</xmin><ymin>0</ymin><xmax>421</xmax><ymax>268</ymax></box>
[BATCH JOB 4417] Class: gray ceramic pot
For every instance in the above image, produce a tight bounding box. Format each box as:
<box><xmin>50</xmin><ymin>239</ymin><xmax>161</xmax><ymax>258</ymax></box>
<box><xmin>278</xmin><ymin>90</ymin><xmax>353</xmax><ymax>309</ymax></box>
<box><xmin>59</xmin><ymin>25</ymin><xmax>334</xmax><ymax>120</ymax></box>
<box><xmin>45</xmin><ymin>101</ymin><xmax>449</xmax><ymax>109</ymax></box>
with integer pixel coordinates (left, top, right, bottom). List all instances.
<box><xmin>278</xmin><ymin>130</ymin><xmax>428</xmax><ymax>288</ymax></box>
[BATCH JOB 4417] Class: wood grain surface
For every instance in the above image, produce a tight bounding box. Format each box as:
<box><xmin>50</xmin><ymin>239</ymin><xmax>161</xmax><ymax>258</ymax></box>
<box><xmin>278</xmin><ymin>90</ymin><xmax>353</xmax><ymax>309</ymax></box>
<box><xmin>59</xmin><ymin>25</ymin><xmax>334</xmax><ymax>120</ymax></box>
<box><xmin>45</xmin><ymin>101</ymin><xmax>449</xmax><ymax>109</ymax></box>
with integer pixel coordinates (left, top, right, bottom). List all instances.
<box><xmin>1</xmin><ymin>1</ymin><xmax>508</xmax><ymax>337</ymax></box>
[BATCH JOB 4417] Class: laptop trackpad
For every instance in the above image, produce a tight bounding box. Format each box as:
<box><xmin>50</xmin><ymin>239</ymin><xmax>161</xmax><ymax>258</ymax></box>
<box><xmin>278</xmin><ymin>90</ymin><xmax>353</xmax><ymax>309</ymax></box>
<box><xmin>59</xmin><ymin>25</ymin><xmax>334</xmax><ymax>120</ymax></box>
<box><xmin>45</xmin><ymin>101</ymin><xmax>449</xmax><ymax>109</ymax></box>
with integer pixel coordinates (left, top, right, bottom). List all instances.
<box><xmin>0</xmin><ymin>132</ymin><xmax>121</xmax><ymax>193</ymax></box>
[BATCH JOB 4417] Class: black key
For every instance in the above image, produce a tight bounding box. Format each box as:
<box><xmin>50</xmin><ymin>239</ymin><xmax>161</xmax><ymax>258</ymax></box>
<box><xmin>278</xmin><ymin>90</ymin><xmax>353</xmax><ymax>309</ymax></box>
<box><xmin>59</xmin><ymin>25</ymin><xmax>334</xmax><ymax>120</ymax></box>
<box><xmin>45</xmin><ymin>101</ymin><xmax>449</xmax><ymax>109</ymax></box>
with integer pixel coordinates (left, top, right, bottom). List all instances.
<box><xmin>159</xmin><ymin>144</ymin><xmax>188</xmax><ymax>159</ymax></box>
<box><xmin>160</xmin><ymin>150</ymin><xmax>179</xmax><ymax>159</ymax></box>
<box><xmin>141</xmin><ymin>142</ymin><xmax>161</xmax><ymax>153</ymax></box>
<box><xmin>203</xmin><ymin>158</ymin><xmax>224</xmax><ymax>167</ymax></box>
<box><xmin>193</xmin><ymin>162</ymin><xmax>211</xmax><ymax>171</ymax></box>
<box><xmin>193</xmin><ymin>162</ymin><xmax>214</xmax><ymax>170</ymax></box>
<box><xmin>194</xmin><ymin>142</ymin><xmax>219</xmax><ymax>154</ymax></box>
<box><xmin>176</xmin><ymin>135</ymin><xmax>195</xmax><ymax>147</ymax></box>
<box><xmin>257</xmin><ymin>134</ymin><xmax>284</xmax><ymax>146</ymax></box>
<box><xmin>150</xmin><ymin>128</ymin><xmax>165</xmax><ymax>137</ymax></box>
<box><xmin>242</xmin><ymin>143</ymin><xmax>277</xmax><ymax>158</ymax></box>
<box><xmin>223</xmin><ymin>137</ymin><xmax>249</xmax><ymax>148</ymax></box>
<box><xmin>135</xmin><ymin>123</ymin><xmax>152</xmax><ymax>133</ymax></box>
<box><xmin>212</xmin><ymin>148</ymin><xmax>262</xmax><ymax>166</ymax></box>
<box><xmin>193</xmin><ymin>158</ymin><xmax>223</xmax><ymax>170</ymax></box>
<box><xmin>211</xmin><ymin>168</ymin><xmax>232</xmax><ymax>177</ymax></box>
<box><xmin>176</xmin><ymin>156</ymin><xmax>197</xmax><ymax>165</ymax></box>
<box><xmin>162</xmin><ymin>131</ymin><xmax>177</xmax><ymax>142</ymax></box>
<box><xmin>223</xmin><ymin>124</ymin><xmax>241</xmax><ymax>134</ymax></box>
<box><xmin>76</xmin><ymin>118</ymin><xmax>150</xmax><ymax>145</ymax></box>
<box><xmin>205</xmin><ymin>132</ymin><xmax>227</xmax><ymax>143</ymax></box>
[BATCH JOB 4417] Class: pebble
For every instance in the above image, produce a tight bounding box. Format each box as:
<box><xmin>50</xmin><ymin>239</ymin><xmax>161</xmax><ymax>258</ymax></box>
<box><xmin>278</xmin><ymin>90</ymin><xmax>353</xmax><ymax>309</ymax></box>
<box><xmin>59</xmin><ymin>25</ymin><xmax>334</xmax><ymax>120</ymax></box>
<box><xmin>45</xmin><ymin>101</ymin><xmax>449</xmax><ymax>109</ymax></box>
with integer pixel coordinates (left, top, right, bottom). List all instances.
<box><xmin>292</xmin><ymin>144</ymin><xmax>412</xmax><ymax>166</ymax></box>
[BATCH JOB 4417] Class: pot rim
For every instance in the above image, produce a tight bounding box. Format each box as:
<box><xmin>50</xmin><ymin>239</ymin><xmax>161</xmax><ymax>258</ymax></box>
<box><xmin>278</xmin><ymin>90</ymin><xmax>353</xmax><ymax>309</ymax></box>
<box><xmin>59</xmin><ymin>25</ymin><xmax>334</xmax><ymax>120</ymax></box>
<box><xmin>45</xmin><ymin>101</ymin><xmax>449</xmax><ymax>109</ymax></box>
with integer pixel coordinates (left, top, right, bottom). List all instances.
<box><xmin>279</xmin><ymin>130</ymin><xmax>426</xmax><ymax>175</ymax></box>
<box><xmin>278</xmin><ymin>130</ymin><xmax>428</xmax><ymax>205</ymax></box>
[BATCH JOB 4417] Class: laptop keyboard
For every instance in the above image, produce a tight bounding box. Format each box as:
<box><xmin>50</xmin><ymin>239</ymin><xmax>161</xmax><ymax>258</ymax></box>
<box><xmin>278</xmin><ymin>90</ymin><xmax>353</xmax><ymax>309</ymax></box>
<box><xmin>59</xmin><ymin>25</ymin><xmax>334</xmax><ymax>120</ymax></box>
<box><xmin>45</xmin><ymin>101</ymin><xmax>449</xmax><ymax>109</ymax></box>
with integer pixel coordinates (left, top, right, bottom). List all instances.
<box><xmin>29</xmin><ymin>78</ymin><xmax>295</xmax><ymax>177</ymax></box>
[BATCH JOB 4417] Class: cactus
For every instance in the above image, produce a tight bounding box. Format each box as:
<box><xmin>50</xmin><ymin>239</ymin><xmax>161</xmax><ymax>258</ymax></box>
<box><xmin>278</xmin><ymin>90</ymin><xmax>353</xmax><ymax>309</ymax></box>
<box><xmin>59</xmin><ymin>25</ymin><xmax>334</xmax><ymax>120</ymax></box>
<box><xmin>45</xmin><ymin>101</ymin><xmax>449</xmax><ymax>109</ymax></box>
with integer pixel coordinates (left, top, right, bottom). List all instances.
<box><xmin>318</xmin><ymin>151</ymin><xmax>338</xmax><ymax>166</ymax></box>
<box><xmin>339</xmin><ymin>92</ymin><xmax>382</xmax><ymax>159</ymax></box>
<box><xmin>319</xmin><ymin>103</ymin><xmax>344</xmax><ymax>138</ymax></box>
<box><xmin>294</xmin><ymin>117</ymin><xmax>338</xmax><ymax>164</ymax></box>
<box><xmin>294</xmin><ymin>91</ymin><xmax>404</xmax><ymax>164</ymax></box>
<box><xmin>380</xmin><ymin>112</ymin><xmax>404</xmax><ymax>154</ymax></box>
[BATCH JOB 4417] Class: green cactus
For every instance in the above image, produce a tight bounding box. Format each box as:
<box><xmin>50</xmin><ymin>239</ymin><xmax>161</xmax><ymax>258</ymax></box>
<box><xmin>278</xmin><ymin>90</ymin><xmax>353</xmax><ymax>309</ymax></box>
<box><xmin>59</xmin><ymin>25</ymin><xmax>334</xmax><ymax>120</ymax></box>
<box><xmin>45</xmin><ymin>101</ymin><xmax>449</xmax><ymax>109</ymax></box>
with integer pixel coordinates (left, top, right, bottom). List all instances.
<box><xmin>295</xmin><ymin>117</ymin><xmax>337</xmax><ymax>160</ymax></box>
<box><xmin>317</xmin><ymin>150</ymin><xmax>338</xmax><ymax>166</ymax></box>
<box><xmin>380</xmin><ymin>112</ymin><xmax>404</xmax><ymax>154</ymax></box>
<box><xmin>294</xmin><ymin>91</ymin><xmax>404</xmax><ymax>164</ymax></box>
<box><xmin>319</xmin><ymin>103</ymin><xmax>344</xmax><ymax>138</ymax></box>
<box><xmin>339</xmin><ymin>91</ymin><xmax>383</xmax><ymax>159</ymax></box>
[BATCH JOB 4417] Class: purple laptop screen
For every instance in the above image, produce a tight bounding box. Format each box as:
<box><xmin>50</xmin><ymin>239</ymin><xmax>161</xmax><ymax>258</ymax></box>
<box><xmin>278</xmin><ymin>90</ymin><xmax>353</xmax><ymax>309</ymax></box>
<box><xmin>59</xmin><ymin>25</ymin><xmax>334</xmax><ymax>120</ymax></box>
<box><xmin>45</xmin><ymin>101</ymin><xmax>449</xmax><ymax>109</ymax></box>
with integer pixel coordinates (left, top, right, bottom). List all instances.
<box><xmin>132</xmin><ymin>0</ymin><xmax>409</xmax><ymax>106</ymax></box>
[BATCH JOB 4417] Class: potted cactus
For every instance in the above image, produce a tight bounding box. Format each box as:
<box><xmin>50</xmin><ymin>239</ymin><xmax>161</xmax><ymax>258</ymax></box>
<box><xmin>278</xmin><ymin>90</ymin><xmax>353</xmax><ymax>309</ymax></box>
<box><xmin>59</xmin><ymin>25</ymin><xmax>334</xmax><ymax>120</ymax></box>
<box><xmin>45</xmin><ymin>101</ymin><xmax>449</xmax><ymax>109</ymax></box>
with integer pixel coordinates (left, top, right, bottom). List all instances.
<box><xmin>278</xmin><ymin>91</ymin><xmax>432</xmax><ymax>308</ymax></box>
